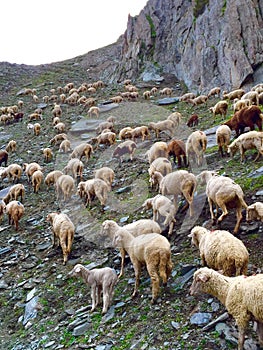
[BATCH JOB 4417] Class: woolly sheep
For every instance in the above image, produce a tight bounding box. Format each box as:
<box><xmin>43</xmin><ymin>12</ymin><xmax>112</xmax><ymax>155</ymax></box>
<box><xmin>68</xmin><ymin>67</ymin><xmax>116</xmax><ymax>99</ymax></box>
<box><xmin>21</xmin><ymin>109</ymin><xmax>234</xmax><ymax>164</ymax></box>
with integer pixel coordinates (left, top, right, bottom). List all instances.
<box><xmin>222</xmin><ymin>88</ymin><xmax>245</xmax><ymax>100</ymax></box>
<box><xmin>119</xmin><ymin>127</ymin><xmax>133</xmax><ymax>140</ymax></box>
<box><xmin>216</xmin><ymin>125</ymin><xmax>232</xmax><ymax>157</ymax></box>
<box><xmin>96</xmin><ymin>121</ymin><xmax>114</xmax><ymax>134</ymax></box>
<box><xmin>188</xmin><ymin>226</ymin><xmax>249</xmax><ymax>276</ymax></box>
<box><xmin>88</xmin><ymin>106</ymin><xmax>100</xmax><ymax>118</ymax></box>
<box><xmin>0</xmin><ymin>150</ymin><xmax>8</xmax><ymax>167</ymax></box>
<box><xmin>186</xmin><ymin>114</ymin><xmax>199</xmax><ymax>127</ymax></box>
<box><xmin>142</xmin><ymin>194</ymin><xmax>176</xmax><ymax>236</ymax></box>
<box><xmin>55</xmin><ymin>174</ymin><xmax>75</xmax><ymax>201</ymax></box>
<box><xmin>68</xmin><ymin>264</ymin><xmax>118</xmax><ymax>314</ymax></box>
<box><xmin>101</xmin><ymin>219</ymin><xmax>162</xmax><ymax>278</ymax></box>
<box><xmin>209</xmin><ymin>100</ymin><xmax>228</xmax><ymax>119</ymax></box>
<box><xmin>46</xmin><ymin>212</ymin><xmax>75</xmax><ymax>264</ymax></box>
<box><xmin>241</xmin><ymin>90</ymin><xmax>259</xmax><ymax>105</ymax></box>
<box><xmin>167</xmin><ymin>112</ymin><xmax>182</xmax><ymax>127</ymax></box>
<box><xmin>148</xmin><ymin>157</ymin><xmax>172</xmax><ymax>190</ymax></box>
<box><xmin>113</xmin><ymin>230</ymin><xmax>172</xmax><ymax>303</ymax></box>
<box><xmin>160</xmin><ymin>87</ymin><xmax>173</xmax><ymax>96</ymax></box>
<box><xmin>93</xmin><ymin>131</ymin><xmax>116</xmax><ymax>148</ymax></box>
<box><xmin>246</xmin><ymin>201</ymin><xmax>263</xmax><ymax>222</ymax></box>
<box><xmin>70</xmin><ymin>142</ymin><xmax>93</xmax><ymax>162</ymax></box>
<box><xmin>54</xmin><ymin>122</ymin><xmax>66</xmax><ymax>133</ymax></box>
<box><xmin>127</xmin><ymin>125</ymin><xmax>151</xmax><ymax>142</ymax></box>
<box><xmin>155</xmin><ymin>170</ymin><xmax>196</xmax><ymax>216</ymax></box>
<box><xmin>43</xmin><ymin>147</ymin><xmax>53</xmax><ymax>162</ymax></box>
<box><xmin>3</xmin><ymin>184</ymin><xmax>25</xmax><ymax>204</ymax></box>
<box><xmin>143</xmin><ymin>90</ymin><xmax>151</xmax><ymax>99</ymax></box>
<box><xmin>190</xmin><ymin>267</ymin><xmax>263</xmax><ymax>350</ymax></box>
<box><xmin>77</xmin><ymin>178</ymin><xmax>109</xmax><ymax>208</ymax></box>
<box><xmin>207</xmin><ymin>86</ymin><xmax>221</xmax><ymax>98</ymax></box>
<box><xmin>180</xmin><ymin>92</ymin><xmax>196</xmax><ymax>101</ymax></box>
<box><xmin>5</xmin><ymin>200</ymin><xmax>24</xmax><ymax>230</ymax></box>
<box><xmin>148</xmin><ymin>119</ymin><xmax>175</xmax><ymax>138</ymax></box>
<box><xmin>52</xmin><ymin>104</ymin><xmax>62</xmax><ymax>118</ymax></box>
<box><xmin>167</xmin><ymin>139</ymin><xmax>187</xmax><ymax>167</ymax></box>
<box><xmin>59</xmin><ymin>139</ymin><xmax>72</xmax><ymax>153</ymax></box>
<box><xmin>44</xmin><ymin>170</ymin><xmax>63</xmax><ymax>188</ymax></box>
<box><xmin>233</xmin><ymin>99</ymin><xmax>251</xmax><ymax>112</ymax></box>
<box><xmin>197</xmin><ymin>170</ymin><xmax>248</xmax><ymax>234</ymax></box>
<box><xmin>50</xmin><ymin>133</ymin><xmax>68</xmax><ymax>146</ymax></box>
<box><xmin>112</xmin><ymin>140</ymin><xmax>137</xmax><ymax>162</ymax></box>
<box><xmin>1</xmin><ymin>164</ymin><xmax>22</xmax><ymax>183</ymax></box>
<box><xmin>94</xmin><ymin>167</ymin><xmax>115</xmax><ymax>189</ymax></box>
<box><xmin>5</xmin><ymin>140</ymin><xmax>16</xmax><ymax>153</ymax></box>
<box><xmin>227</xmin><ymin>130</ymin><xmax>263</xmax><ymax>162</ymax></box>
<box><xmin>146</xmin><ymin>141</ymin><xmax>168</xmax><ymax>164</ymax></box>
<box><xmin>63</xmin><ymin>158</ymin><xmax>84</xmax><ymax>180</ymax></box>
<box><xmin>186</xmin><ymin>130</ymin><xmax>207</xmax><ymax>166</ymax></box>
<box><xmin>31</xmin><ymin>170</ymin><xmax>44</xmax><ymax>193</ymax></box>
<box><xmin>23</xmin><ymin>162</ymin><xmax>42</xmax><ymax>182</ymax></box>
<box><xmin>188</xmin><ymin>95</ymin><xmax>208</xmax><ymax>106</ymax></box>
<box><xmin>33</xmin><ymin>123</ymin><xmax>41</xmax><ymax>136</ymax></box>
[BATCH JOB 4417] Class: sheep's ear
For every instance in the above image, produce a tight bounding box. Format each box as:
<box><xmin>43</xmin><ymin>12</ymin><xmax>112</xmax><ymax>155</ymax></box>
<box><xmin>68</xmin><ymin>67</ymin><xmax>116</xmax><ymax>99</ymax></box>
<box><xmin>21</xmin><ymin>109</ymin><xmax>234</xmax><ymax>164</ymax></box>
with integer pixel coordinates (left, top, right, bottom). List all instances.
<box><xmin>188</xmin><ymin>232</ymin><xmax>193</xmax><ymax>238</ymax></box>
<box><xmin>75</xmin><ymin>266</ymin><xmax>81</xmax><ymax>273</ymax></box>
<box><xmin>198</xmin><ymin>272</ymin><xmax>209</xmax><ymax>283</ymax></box>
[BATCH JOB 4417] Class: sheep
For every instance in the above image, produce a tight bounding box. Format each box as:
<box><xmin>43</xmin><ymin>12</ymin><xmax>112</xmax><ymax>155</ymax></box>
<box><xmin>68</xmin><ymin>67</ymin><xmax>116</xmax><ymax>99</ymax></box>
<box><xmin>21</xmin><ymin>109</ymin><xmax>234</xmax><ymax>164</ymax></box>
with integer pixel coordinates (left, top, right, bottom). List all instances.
<box><xmin>143</xmin><ymin>90</ymin><xmax>151</xmax><ymax>99</ymax></box>
<box><xmin>101</xmin><ymin>219</ymin><xmax>162</xmax><ymax>278</ymax></box>
<box><xmin>31</xmin><ymin>170</ymin><xmax>44</xmax><ymax>193</ymax></box>
<box><xmin>54</xmin><ymin>122</ymin><xmax>66</xmax><ymax>133</ymax></box>
<box><xmin>70</xmin><ymin>142</ymin><xmax>93</xmax><ymax>162</ymax></box>
<box><xmin>92</xmin><ymin>132</ymin><xmax>116</xmax><ymax>148</ymax></box>
<box><xmin>189</xmin><ymin>267</ymin><xmax>263</xmax><ymax>350</ymax></box>
<box><xmin>43</xmin><ymin>147</ymin><xmax>53</xmax><ymax>162</ymax></box>
<box><xmin>29</xmin><ymin>112</ymin><xmax>42</xmax><ymax>121</ymax></box>
<box><xmin>241</xmin><ymin>90</ymin><xmax>259</xmax><ymax>105</ymax></box>
<box><xmin>167</xmin><ymin>112</ymin><xmax>182</xmax><ymax>127</ymax></box>
<box><xmin>3</xmin><ymin>184</ymin><xmax>25</xmax><ymax>204</ymax></box>
<box><xmin>1</xmin><ymin>164</ymin><xmax>22</xmax><ymax>183</ymax></box>
<box><xmin>167</xmin><ymin>139</ymin><xmax>187</xmax><ymax>167</ymax></box>
<box><xmin>118</xmin><ymin>127</ymin><xmax>133</xmax><ymax>140</ymax></box>
<box><xmin>227</xmin><ymin>130</ymin><xmax>263</xmax><ymax>162</ymax></box>
<box><xmin>52</xmin><ymin>104</ymin><xmax>62</xmax><ymax>118</ymax></box>
<box><xmin>233</xmin><ymin>98</ymin><xmax>251</xmax><ymax>112</ymax></box>
<box><xmin>106</xmin><ymin>115</ymin><xmax>117</xmax><ymax>124</ymax></box>
<box><xmin>59</xmin><ymin>139</ymin><xmax>72</xmax><ymax>153</ymax></box>
<box><xmin>152</xmin><ymin>170</ymin><xmax>197</xmax><ymax>216</ymax></box>
<box><xmin>148</xmin><ymin>157</ymin><xmax>172</xmax><ymax>190</ymax></box>
<box><xmin>148</xmin><ymin>119</ymin><xmax>175</xmax><ymax>138</ymax></box>
<box><xmin>5</xmin><ymin>140</ymin><xmax>16</xmax><ymax>153</ymax></box>
<box><xmin>50</xmin><ymin>133</ymin><xmax>68</xmax><ymax>146</ymax></box>
<box><xmin>186</xmin><ymin>130</ymin><xmax>207</xmax><ymax>166</ymax></box>
<box><xmin>207</xmin><ymin>86</ymin><xmax>221</xmax><ymax>98</ymax></box>
<box><xmin>109</xmin><ymin>96</ymin><xmax>123</xmax><ymax>103</ymax></box>
<box><xmin>112</xmin><ymin>140</ymin><xmax>137</xmax><ymax>162</ymax></box>
<box><xmin>150</xmin><ymin>87</ymin><xmax>158</xmax><ymax>95</ymax></box>
<box><xmin>180</xmin><ymin>92</ymin><xmax>196</xmax><ymax>102</ymax></box>
<box><xmin>0</xmin><ymin>150</ymin><xmax>8</xmax><ymax>167</ymax></box>
<box><xmin>146</xmin><ymin>141</ymin><xmax>168</xmax><ymax>164</ymax></box>
<box><xmin>96</xmin><ymin>121</ymin><xmax>114</xmax><ymax>134</ymax></box>
<box><xmin>94</xmin><ymin>167</ymin><xmax>115</xmax><ymax>189</ymax></box>
<box><xmin>44</xmin><ymin>170</ymin><xmax>63</xmax><ymax>188</ymax></box>
<box><xmin>197</xmin><ymin>170</ymin><xmax>248</xmax><ymax>234</ymax></box>
<box><xmin>55</xmin><ymin>174</ymin><xmax>75</xmax><ymax>201</ymax></box>
<box><xmin>188</xmin><ymin>226</ymin><xmax>249</xmax><ymax>276</ymax></box>
<box><xmin>222</xmin><ymin>88</ymin><xmax>245</xmax><ymax>100</ymax></box>
<box><xmin>246</xmin><ymin>201</ymin><xmax>263</xmax><ymax>222</ymax></box>
<box><xmin>186</xmin><ymin>114</ymin><xmax>199</xmax><ymax>127</ymax></box>
<box><xmin>23</xmin><ymin>162</ymin><xmax>42</xmax><ymax>182</ymax></box>
<box><xmin>0</xmin><ymin>200</ymin><xmax>5</xmax><ymax>222</ymax></box>
<box><xmin>87</xmin><ymin>106</ymin><xmax>100</xmax><ymax>118</ymax></box>
<box><xmin>77</xmin><ymin>178</ymin><xmax>109</xmax><ymax>208</ymax></box>
<box><xmin>33</xmin><ymin>123</ymin><xmax>41</xmax><ymax>136</ymax></box>
<box><xmin>209</xmin><ymin>100</ymin><xmax>228</xmax><ymax>119</ymax></box>
<box><xmin>142</xmin><ymin>194</ymin><xmax>176</xmax><ymax>236</ymax></box>
<box><xmin>46</xmin><ymin>212</ymin><xmax>75</xmax><ymax>264</ymax></box>
<box><xmin>5</xmin><ymin>200</ymin><xmax>24</xmax><ymax>230</ymax></box>
<box><xmin>160</xmin><ymin>87</ymin><xmax>173</xmax><ymax>96</ymax></box>
<box><xmin>216</xmin><ymin>125</ymin><xmax>232</xmax><ymax>157</ymax></box>
<box><xmin>68</xmin><ymin>264</ymin><xmax>118</xmax><ymax>314</ymax></box>
<box><xmin>113</xmin><ymin>230</ymin><xmax>172</xmax><ymax>303</ymax></box>
<box><xmin>188</xmin><ymin>95</ymin><xmax>208</xmax><ymax>106</ymax></box>
<box><xmin>63</xmin><ymin>158</ymin><xmax>84</xmax><ymax>180</ymax></box>
<box><xmin>127</xmin><ymin>125</ymin><xmax>151</xmax><ymax>142</ymax></box>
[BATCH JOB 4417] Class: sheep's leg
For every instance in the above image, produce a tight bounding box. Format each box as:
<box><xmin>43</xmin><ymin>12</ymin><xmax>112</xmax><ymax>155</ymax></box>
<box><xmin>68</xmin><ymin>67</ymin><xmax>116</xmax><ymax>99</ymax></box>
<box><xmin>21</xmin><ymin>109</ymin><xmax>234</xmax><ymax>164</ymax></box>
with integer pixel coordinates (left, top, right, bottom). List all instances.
<box><xmin>90</xmin><ymin>285</ymin><xmax>97</xmax><ymax>312</ymax></box>
<box><xmin>118</xmin><ymin>248</ymin><xmax>126</xmax><ymax>278</ymax></box>
<box><xmin>132</xmin><ymin>261</ymin><xmax>141</xmax><ymax>298</ymax></box>
<box><xmin>146</xmin><ymin>263</ymin><xmax>160</xmax><ymax>304</ymax></box>
<box><xmin>256</xmin><ymin>321</ymin><xmax>263</xmax><ymax>346</ymax></box>
<box><xmin>152</xmin><ymin>208</ymin><xmax>158</xmax><ymax>221</ymax></box>
<box><xmin>233</xmin><ymin>206</ymin><xmax>243</xmax><ymax>235</ymax></box>
<box><xmin>96</xmin><ymin>285</ymin><xmax>102</xmax><ymax>306</ymax></box>
<box><xmin>102</xmin><ymin>287</ymin><xmax>110</xmax><ymax>314</ymax></box>
<box><xmin>60</xmin><ymin>239</ymin><xmax>68</xmax><ymax>265</ymax></box>
<box><xmin>208</xmin><ymin>198</ymin><xmax>216</xmax><ymax>222</ymax></box>
<box><xmin>216</xmin><ymin>202</ymin><xmax>228</xmax><ymax>224</ymax></box>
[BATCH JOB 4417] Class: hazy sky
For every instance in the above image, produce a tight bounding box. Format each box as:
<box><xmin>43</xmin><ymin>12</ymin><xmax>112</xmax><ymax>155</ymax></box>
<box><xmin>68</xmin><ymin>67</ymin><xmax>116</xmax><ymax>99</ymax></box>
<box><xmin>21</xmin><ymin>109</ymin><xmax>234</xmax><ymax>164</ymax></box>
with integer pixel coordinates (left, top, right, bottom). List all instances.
<box><xmin>1</xmin><ymin>0</ymin><xmax>148</xmax><ymax>66</ymax></box>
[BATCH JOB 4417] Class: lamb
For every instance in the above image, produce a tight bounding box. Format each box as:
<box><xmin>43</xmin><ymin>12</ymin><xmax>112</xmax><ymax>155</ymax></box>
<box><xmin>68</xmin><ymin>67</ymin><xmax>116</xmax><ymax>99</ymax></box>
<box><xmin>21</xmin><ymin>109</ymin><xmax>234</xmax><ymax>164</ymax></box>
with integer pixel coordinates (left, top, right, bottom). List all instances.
<box><xmin>87</xmin><ymin>106</ymin><xmax>100</xmax><ymax>118</ymax></box>
<box><xmin>54</xmin><ymin>122</ymin><xmax>66</xmax><ymax>133</ymax></box>
<box><xmin>77</xmin><ymin>178</ymin><xmax>109</xmax><ymax>208</ymax></box>
<box><xmin>146</xmin><ymin>141</ymin><xmax>168</xmax><ymax>164</ymax></box>
<box><xmin>1</xmin><ymin>163</ymin><xmax>22</xmax><ymax>184</ymax></box>
<box><xmin>0</xmin><ymin>150</ymin><xmax>8</xmax><ymax>167</ymax></box>
<box><xmin>55</xmin><ymin>174</ymin><xmax>75</xmax><ymax>201</ymax></box>
<box><xmin>43</xmin><ymin>147</ymin><xmax>53</xmax><ymax>162</ymax></box>
<box><xmin>246</xmin><ymin>201</ymin><xmax>263</xmax><ymax>222</ymax></box>
<box><xmin>50</xmin><ymin>133</ymin><xmax>68</xmax><ymax>146</ymax></box>
<box><xmin>167</xmin><ymin>139</ymin><xmax>187</xmax><ymax>167</ymax></box>
<box><xmin>93</xmin><ymin>132</ymin><xmax>116</xmax><ymax>148</ymax></box>
<box><xmin>5</xmin><ymin>200</ymin><xmax>25</xmax><ymax>230</ymax></box>
<box><xmin>46</xmin><ymin>212</ymin><xmax>75</xmax><ymax>264</ymax></box>
<box><xmin>68</xmin><ymin>264</ymin><xmax>118</xmax><ymax>314</ymax></box>
<box><xmin>63</xmin><ymin>158</ymin><xmax>84</xmax><ymax>180</ymax></box>
<box><xmin>142</xmin><ymin>194</ymin><xmax>176</xmax><ymax>236</ymax></box>
<box><xmin>152</xmin><ymin>170</ymin><xmax>197</xmax><ymax>216</ymax></box>
<box><xmin>101</xmin><ymin>219</ymin><xmax>162</xmax><ymax>278</ymax></box>
<box><xmin>209</xmin><ymin>100</ymin><xmax>228</xmax><ymax>119</ymax></box>
<box><xmin>227</xmin><ymin>130</ymin><xmax>263</xmax><ymax>162</ymax></box>
<box><xmin>197</xmin><ymin>170</ymin><xmax>248</xmax><ymax>234</ymax></box>
<box><xmin>185</xmin><ymin>130</ymin><xmax>207</xmax><ymax>166</ymax></box>
<box><xmin>3</xmin><ymin>184</ymin><xmax>25</xmax><ymax>204</ymax></box>
<box><xmin>31</xmin><ymin>170</ymin><xmax>44</xmax><ymax>193</ymax></box>
<box><xmin>127</xmin><ymin>125</ymin><xmax>151</xmax><ymax>142</ymax></box>
<box><xmin>222</xmin><ymin>88</ymin><xmax>245</xmax><ymax>100</ymax></box>
<box><xmin>112</xmin><ymin>140</ymin><xmax>137</xmax><ymax>162</ymax></box>
<box><xmin>190</xmin><ymin>267</ymin><xmax>263</xmax><ymax>350</ymax></box>
<box><xmin>186</xmin><ymin>114</ymin><xmax>199</xmax><ymax>127</ymax></box>
<box><xmin>216</xmin><ymin>125</ymin><xmax>232</xmax><ymax>157</ymax></box>
<box><xmin>96</xmin><ymin>121</ymin><xmax>114</xmax><ymax>134</ymax></box>
<box><xmin>148</xmin><ymin>157</ymin><xmax>172</xmax><ymax>190</ymax></box>
<box><xmin>94</xmin><ymin>167</ymin><xmax>115</xmax><ymax>189</ymax></box>
<box><xmin>113</xmin><ymin>230</ymin><xmax>173</xmax><ymax>303</ymax></box>
<box><xmin>148</xmin><ymin>119</ymin><xmax>175</xmax><ymax>138</ymax></box>
<box><xmin>5</xmin><ymin>140</ymin><xmax>16</xmax><ymax>153</ymax></box>
<box><xmin>233</xmin><ymin>98</ymin><xmax>251</xmax><ymax>112</ymax></box>
<box><xmin>70</xmin><ymin>142</ymin><xmax>93</xmax><ymax>162</ymax></box>
<box><xmin>224</xmin><ymin>105</ymin><xmax>263</xmax><ymax>137</ymax></box>
<box><xmin>188</xmin><ymin>226</ymin><xmax>249</xmax><ymax>276</ymax></box>
<box><xmin>44</xmin><ymin>170</ymin><xmax>63</xmax><ymax>188</ymax></box>
<box><xmin>33</xmin><ymin>123</ymin><xmax>41</xmax><ymax>136</ymax></box>
<box><xmin>59</xmin><ymin>139</ymin><xmax>72</xmax><ymax>153</ymax></box>
<box><xmin>23</xmin><ymin>162</ymin><xmax>42</xmax><ymax>182</ymax></box>
<box><xmin>207</xmin><ymin>86</ymin><xmax>221</xmax><ymax>98</ymax></box>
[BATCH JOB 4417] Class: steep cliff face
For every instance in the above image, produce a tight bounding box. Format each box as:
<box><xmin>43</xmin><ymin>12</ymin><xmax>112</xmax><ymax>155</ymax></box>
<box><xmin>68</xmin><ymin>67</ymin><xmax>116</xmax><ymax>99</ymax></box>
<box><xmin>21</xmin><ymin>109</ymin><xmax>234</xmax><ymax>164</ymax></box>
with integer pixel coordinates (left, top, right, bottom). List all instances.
<box><xmin>117</xmin><ymin>0</ymin><xmax>263</xmax><ymax>92</ymax></box>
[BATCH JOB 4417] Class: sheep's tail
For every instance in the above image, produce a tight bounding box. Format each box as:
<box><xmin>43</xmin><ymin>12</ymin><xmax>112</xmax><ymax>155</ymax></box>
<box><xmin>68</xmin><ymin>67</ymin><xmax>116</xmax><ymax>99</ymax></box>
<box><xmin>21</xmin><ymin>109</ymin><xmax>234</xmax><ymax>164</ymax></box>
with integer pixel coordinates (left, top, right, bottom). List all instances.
<box><xmin>236</xmin><ymin>192</ymin><xmax>248</xmax><ymax>209</ymax></box>
<box><xmin>260</xmin><ymin>113</ymin><xmax>263</xmax><ymax>120</ymax></box>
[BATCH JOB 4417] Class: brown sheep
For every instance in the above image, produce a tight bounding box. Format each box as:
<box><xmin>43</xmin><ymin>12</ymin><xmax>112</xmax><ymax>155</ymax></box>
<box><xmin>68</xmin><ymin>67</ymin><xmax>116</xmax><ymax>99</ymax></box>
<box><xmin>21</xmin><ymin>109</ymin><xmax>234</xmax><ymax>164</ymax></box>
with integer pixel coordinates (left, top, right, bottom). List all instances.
<box><xmin>167</xmin><ymin>139</ymin><xmax>187</xmax><ymax>167</ymax></box>
<box><xmin>1</xmin><ymin>164</ymin><xmax>22</xmax><ymax>183</ymax></box>
<box><xmin>187</xmin><ymin>114</ymin><xmax>199</xmax><ymax>127</ymax></box>
<box><xmin>5</xmin><ymin>140</ymin><xmax>16</xmax><ymax>153</ymax></box>
<box><xmin>112</xmin><ymin>140</ymin><xmax>137</xmax><ymax>162</ymax></box>
<box><xmin>5</xmin><ymin>200</ymin><xmax>24</xmax><ymax>230</ymax></box>
<box><xmin>70</xmin><ymin>143</ymin><xmax>93</xmax><ymax>161</ymax></box>
<box><xmin>3</xmin><ymin>184</ymin><xmax>25</xmax><ymax>204</ymax></box>
<box><xmin>55</xmin><ymin>174</ymin><xmax>75</xmax><ymax>201</ymax></box>
<box><xmin>0</xmin><ymin>150</ymin><xmax>8</xmax><ymax>167</ymax></box>
<box><xmin>23</xmin><ymin>162</ymin><xmax>42</xmax><ymax>182</ymax></box>
<box><xmin>43</xmin><ymin>147</ymin><xmax>53</xmax><ymax>162</ymax></box>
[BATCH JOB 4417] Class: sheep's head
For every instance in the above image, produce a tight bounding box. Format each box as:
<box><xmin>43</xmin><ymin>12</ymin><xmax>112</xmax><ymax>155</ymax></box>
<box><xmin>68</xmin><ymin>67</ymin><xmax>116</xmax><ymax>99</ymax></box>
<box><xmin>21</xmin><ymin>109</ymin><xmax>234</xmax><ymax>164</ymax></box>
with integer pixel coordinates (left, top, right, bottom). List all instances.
<box><xmin>188</xmin><ymin>226</ymin><xmax>207</xmax><ymax>247</ymax></box>
<box><xmin>68</xmin><ymin>264</ymin><xmax>84</xmax><ymax>277</ymax></box>
<box><xmin>189</xmin><ymin>267</ymin><xmax>212</xmax><ymax>296</ymax></box>
<box><xmin>46</xmin><ymin>212</ymin><xmax>57</xmax><ymax>223</ymax></box>
<box><xmin>142</xmin><ymin>198</ymin><xmax>153</xmax><ymax>210</ymax></box>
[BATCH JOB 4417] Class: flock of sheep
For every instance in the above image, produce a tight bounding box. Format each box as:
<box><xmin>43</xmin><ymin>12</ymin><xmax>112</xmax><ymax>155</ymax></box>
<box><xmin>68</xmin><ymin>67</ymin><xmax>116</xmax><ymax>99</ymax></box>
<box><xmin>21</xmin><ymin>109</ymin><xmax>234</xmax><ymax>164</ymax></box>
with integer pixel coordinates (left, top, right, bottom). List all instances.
<box><xmin>1</xmin><ymin>78</ymin><xmax>263</xmax><ymax>349</ymax></box>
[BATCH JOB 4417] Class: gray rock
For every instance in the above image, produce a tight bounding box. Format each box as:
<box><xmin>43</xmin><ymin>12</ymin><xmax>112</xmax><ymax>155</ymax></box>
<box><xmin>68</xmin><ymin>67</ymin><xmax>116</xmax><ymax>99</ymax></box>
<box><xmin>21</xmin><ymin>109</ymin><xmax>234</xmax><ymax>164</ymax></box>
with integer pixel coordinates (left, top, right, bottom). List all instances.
<box><xmin>72</xmin><ymin>322</ymin><xmax>91</xmax><ymax>336</ymax></box>
<box><xmin>190</xmin><ymin>312</ymin><xmax>212</xmax><ymax>325</ymax></box>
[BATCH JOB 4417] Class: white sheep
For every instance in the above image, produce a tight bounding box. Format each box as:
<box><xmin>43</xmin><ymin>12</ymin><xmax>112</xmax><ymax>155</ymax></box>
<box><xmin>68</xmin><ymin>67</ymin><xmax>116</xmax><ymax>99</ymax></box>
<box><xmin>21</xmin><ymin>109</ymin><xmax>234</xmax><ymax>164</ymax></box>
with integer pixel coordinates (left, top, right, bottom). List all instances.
<box><xmin>188</xmin><ymin>95</ymin><xmax>208</xmax><ymax>106</ymax></box>
<box><xmin>54</xmin><ymin>122</ymin><xmax>66</xmax><ymax>133</ymax></box>
<box><xmin>5</xmin><ymin>140</ymin><xmax>16</xmax><ymax>153</ymax></box>
<box><xmin>31</xmin><ymin>170</ymin><xmax>44</xmax><ymax>193</ymax></box>
<box><xmin>93</xmin><ymin>131</ymin><xmax>116</xmax><ymax>148</ymax></box>
<box><xmin>246</xmin><ymin>201</ymin><xmax>263</xmax><ymax>222</ymax></box>
<box><xmin>222</xmin><ymin>89</ymin><xmax>245</xmax><ymax>100</ymax></box>
<box><xmin>63</xmin><ymin>158</ymin><xmax>84</xmax><ymax>180</ymax></box>
<box><xmin>77</xmin><ymin>178</ymin><xmax>109</xmax><ymax>208</ymax></box>
<box><xmin>5</xmin><ymin>200</ymin><xmax>24</xmax><ymax>230</ymax></box>
<box><xmin>188</xmin><ymin>226</ymin><xmax>249</xmax><ymax>276</ymax></box>
<box><xmin>55</xmin><ymin>174</ymin><xmax>75</xmax><ymax>201</ymax></box>
<box><xmin>146</xmin><ymin>141</ymin><xmax>168</xmax><ymax>164</ymax></box>
<box><xmin>50</xmin><ymin>133</ymin><xmax>68</xmax><ymax>146</ymax></box>
<box><xmin>142</xmin><ymin>194</ymin><xmax>176</xmax><ymax>236</ymax></box>
<box><xmin>207</xmin><ymin>86</ymin><xmax>221</xmax><ymax>98</ymax></box>
<box><xmin>112</xmin><ymin>140</ymin><xmax>137</xmax><ymax>162</ymax></box>
<box><xmin>197</xmin><ymin>170</ymin><xmax>248</xmax><ymax>234</ymax></box>
<box><xmin>190</xmin><ymin>267</ymin><xmax>263</xmax><ymax>350</ymax></box>
<box><xmin>59</xmin><ymin>139</ymin><xmax>72</xmax><ymax>153</ymax></box>
<box><xmin>128</xmin><ymin>125</ymin><xmax>151</xmax><ymax>142</ymax></box>
<box><xmin>44</xmin><ymin>170</ymin><xmax>63</xmax><ymax>188</ymax></box>
<box><xmin>209</xmin><ymin>100</ymin><xmax>228</xmax><ymax>119</ymax></box>
<box><xmin>186</xmin><ymin>130</ymin><xmax>207</xmax><ymax>166</ymax></box>
<box><xmin>94</xmin><ymin>167</ymin><xmax>115</xmax><ymax>189</ymax></box>
<box><xmin>43</xmin><ymin>147</ymin><xmax>53</xmax><ymax>162</ymax></box>
<box><xmin>180</xmin><ymin>92</ymin><xmax>196</xmax><ymax>101</ymax></box>
<box><xmin>148</xmin><ymin>157</ymin><xmax>172</xmax><ymax>190</ymax></box>
<box><xmin>241</xmin><ymin>90</ymin><xmax>259</xmax><ymax>105</ymax></box>
<box><xmin>96</xmin><ymin>121</ymin><xmax>114</xmax><ymax>134</ymax></box>
<box><xmin>113</xmin><ymin>230</ymin><xmax>173</xmax><ymax>303</ymax></box>
<box><xmin>148</xmin><ymin>119</ymin><xmax>175</xmax><ymax>138</ymax></box>
<box><xmin>46</xmin><ymin>212</ymin><xmax>75</xmax><ymax>264</ymax></box>
<box><xmin>70</xmin><ymin>142</ymin><xmax>93</xmax><ymax>161</ymax></box>
<box><xmin>68</xmin><ymin>264</ymin><xmax>118</xmax><ymax>314</ymax></box>
<box><xmin>33</xmin><ymin>123</ymin><xmax>41</xmax><ymax>136</ymax></box>
<box><xmin>233</xmin><ymin>98</ymin><xmax>251</xmax><ymax>112</ymax></box>
<box><xmin>101</xmin><ymin>219</ymin><xmax>162</xmax><ymax>278</ymax></box>
<box><xmin>87</xmin><ymin>106</ymin><xmax>100</xmax><ymax>118</ymax></box>
<box><xmin>3</xmin><ymin>184</ymin><xmax>25</xmax><ymax>204</ymax></box>
<box><xmin>167</xmin><ymin>112</ymin><xmax>182</xmax><ymax>127</ymax></box>
<box><xmin>215</xmin><ymin>125</ymin><xmax>232</xmax><ymax>157</ymax></box>
<box><xmin>119</xmin><ymin>127</ymin><xmax>133</xmax><ymax>140</ymax></box>
<box><xmin>23</xmin><ymin>162</ymin><xmax>42</xmax><ymax>182</ymax></box>
<box><xmin>152</xmin><ymin>170</ymin><xmax>197</xmax><ymax>216</ymax></box>
<box><xmin>1</xmin><ymin>164</ymin><xmax>22</xmax><ymax>183</ymax></box>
